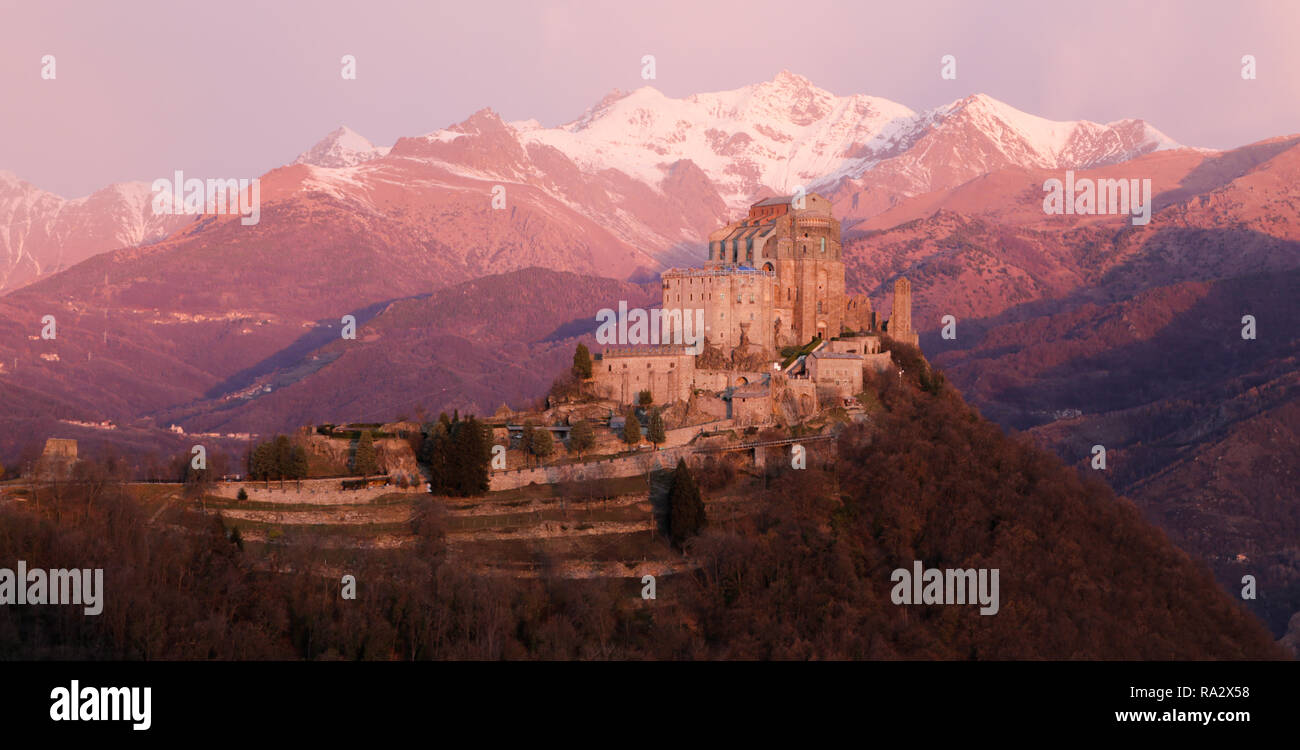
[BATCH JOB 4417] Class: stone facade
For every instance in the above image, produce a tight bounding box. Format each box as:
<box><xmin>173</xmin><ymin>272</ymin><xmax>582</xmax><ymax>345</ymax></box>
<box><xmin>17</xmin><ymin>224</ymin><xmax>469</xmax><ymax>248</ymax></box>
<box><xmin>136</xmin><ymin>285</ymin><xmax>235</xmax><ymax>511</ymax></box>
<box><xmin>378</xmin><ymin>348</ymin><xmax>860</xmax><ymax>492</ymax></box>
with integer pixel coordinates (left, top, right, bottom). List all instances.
<box><xmin>707</xmin><ymin>193</ymin><xmax>844</xmax><ymax>348</ymax></box>
<box><xmin>594</xmin><ymin>194</ymin><xmax>918</xmax><ymax>413</ymax></box>
<box><xmin>728</xmin><ymin>385</ymin><xmax>772</xmax><ymax>426</ymax></box>
<box><xmin>844</xmin><ymin>294</ymin><xmax>875</xmax><ymax>333</ymax></box>
<box><xmin>826</xmin><ymin>334</ymin><xmax>882</xmax><ymax>356</ymax></box>
<box><xmin>592</xmin><ymin>345</ymin><xmax>696</xmax><ymax>405</ymax></box>
<box><xmin>659</xmin><ymin>266</ymin><xmax>775</xmax><ymax>352</ymax></box>
<box><xmin>38</xmin><ymin>438</ymin><xmax>79</xmax><ymax>479</ymax></box>
<box><xmin>807</xmin><ymin>351</ymin><xmax>864</xmax><ymax>401</ymax></box>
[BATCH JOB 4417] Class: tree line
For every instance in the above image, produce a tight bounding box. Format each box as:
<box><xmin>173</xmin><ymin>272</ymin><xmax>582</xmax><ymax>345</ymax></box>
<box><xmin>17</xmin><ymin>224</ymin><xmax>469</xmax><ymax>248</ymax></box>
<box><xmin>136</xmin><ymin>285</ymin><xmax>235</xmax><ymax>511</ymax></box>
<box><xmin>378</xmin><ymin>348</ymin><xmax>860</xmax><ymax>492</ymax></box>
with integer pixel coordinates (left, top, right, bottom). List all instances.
<box><xmin>248</xmin><ymin>435</ymin><xmax>310</xmax><ymax>487</ymax></box>
<box><xmin>417</xmin><ymin>413</ymin><xmax>491</xmax><ymax>497</ymax></box>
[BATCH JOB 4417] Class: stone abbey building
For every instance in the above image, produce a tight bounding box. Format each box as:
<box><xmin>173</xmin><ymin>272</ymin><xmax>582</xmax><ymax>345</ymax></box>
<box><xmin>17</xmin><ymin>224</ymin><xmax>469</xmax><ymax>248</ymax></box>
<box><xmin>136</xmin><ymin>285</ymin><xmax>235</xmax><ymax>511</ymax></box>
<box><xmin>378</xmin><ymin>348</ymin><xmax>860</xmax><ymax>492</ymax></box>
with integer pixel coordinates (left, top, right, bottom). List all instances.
<box><xmin>595</xmin><ymin>193</ymin><xmax>918</xmax><ymax>413</ymax></box>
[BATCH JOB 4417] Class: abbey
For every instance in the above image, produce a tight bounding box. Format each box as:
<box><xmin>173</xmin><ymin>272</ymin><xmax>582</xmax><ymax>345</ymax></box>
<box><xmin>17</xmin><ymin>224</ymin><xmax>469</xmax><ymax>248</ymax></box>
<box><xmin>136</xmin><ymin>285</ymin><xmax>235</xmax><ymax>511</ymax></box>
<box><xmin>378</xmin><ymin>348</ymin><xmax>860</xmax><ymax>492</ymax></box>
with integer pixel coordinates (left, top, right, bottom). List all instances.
<box><xmin>593</xmin><ymin>193</ymin><xmax>919</xmax><ymax>416</ymax></box>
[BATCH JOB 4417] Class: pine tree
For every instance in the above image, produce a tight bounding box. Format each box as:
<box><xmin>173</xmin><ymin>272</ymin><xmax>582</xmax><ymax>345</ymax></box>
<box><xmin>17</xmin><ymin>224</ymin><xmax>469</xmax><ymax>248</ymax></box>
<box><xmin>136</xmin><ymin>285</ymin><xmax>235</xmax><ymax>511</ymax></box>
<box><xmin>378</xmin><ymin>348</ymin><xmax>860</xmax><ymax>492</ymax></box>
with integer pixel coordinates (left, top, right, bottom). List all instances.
<box><xmin>420</xmin><ymin>418</ymin><xmax>452</xmax><ymax>494</ymax></box>
<box><xmin>667</xmin><ymin>458</ymin><xmax>706</xmax><ymax>548</ymax></box>
<box><xmin>621</xmin><ymin>410</ymin><xmax>642</xmax><ymax>448</ymax></box>
<box><xmin>647</xmin><ymin>409</ymin><xmax>666</xmax><ymax>450</ymax></box>
<box><xmin>569</xmin><ymin>420</ymin><xmax>596</xmax><ymax>458</ymax></box>
<box><xmin>354</xmin><ymin>430</ymin><xmax>378</xmax><ymax>477</ymax></box>
<box><xmin>572</xmin><ymin>343</ymin><xmax>593</xmax><ymax>379</ymax></box>
<box><xmin>452</xmin><ymin>417</ymin><xmax>491</xmax><ymax>496</ymax></box>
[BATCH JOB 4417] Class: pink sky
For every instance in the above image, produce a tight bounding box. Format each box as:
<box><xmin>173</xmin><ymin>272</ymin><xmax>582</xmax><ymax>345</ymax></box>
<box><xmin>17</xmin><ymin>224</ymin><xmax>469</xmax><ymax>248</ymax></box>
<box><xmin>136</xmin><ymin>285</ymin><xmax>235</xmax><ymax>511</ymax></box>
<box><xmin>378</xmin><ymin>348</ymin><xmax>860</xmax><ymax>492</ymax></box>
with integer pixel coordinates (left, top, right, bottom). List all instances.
<box><xmin>2</xmin><ymin>0</ymin><xmax>1298</xmax><ymax>197</ymax></box>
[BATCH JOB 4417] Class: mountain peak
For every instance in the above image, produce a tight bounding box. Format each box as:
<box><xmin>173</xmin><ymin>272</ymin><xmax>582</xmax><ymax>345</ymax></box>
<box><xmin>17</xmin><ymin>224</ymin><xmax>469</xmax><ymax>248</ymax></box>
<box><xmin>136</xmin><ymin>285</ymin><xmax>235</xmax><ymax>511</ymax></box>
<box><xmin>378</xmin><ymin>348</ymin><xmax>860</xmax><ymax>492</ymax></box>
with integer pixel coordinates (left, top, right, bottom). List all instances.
<box><xmin>770</xmin><ymin>69</ymin><xmax>814</xmax><ymax>87</ymax></box>
<box><xmin>452</xmin><ymin>108</ymin><xmax>509</xmax><ymax>134</ymax></box>
<box><xmin>293</xmin><ymin>125</ymin><xmax>389</xmax><ymax>168</ymax></box>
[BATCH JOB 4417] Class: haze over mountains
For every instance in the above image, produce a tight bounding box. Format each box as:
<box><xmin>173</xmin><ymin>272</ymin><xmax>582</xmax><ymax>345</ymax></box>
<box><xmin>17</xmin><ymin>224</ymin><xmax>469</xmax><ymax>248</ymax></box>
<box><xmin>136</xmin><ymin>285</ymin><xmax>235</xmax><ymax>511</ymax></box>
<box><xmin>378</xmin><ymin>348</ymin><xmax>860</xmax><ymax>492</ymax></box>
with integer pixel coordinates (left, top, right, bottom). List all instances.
<box><xmin>0</xmin><ymin>72</ymin><xmax>1296</xmax><ymax>639</ymax></box>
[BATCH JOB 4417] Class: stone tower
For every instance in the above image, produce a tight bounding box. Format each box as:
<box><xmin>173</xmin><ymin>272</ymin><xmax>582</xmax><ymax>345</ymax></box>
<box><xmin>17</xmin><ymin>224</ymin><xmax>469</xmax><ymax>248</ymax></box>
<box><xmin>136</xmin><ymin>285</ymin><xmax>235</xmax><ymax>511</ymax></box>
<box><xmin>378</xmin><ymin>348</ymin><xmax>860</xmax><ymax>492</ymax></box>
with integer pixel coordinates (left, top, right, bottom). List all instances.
<box><xmin>889</xmin><ymin>277</ymin><xmax>918</xmax><ymax>347</ymax></box>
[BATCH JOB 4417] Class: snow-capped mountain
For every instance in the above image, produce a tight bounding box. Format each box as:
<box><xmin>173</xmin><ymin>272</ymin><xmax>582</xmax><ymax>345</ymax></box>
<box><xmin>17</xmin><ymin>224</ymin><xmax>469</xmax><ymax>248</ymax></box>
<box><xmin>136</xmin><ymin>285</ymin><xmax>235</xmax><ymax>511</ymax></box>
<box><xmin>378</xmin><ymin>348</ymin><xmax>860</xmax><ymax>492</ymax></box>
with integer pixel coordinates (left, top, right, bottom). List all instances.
<box><xmin>1</xmin><ymin>72</ymin><xmax>1186</xmax><ymax>292</ymax></box>
<box><xmin>0</xmin><ymin>172</ymin><xmax>193</xmax><ymax>292</ymax></box>
<box><xmin>293</xmin><ymin>126</ymin><xmax>391</xmax><ymax>168</ymax></box>
<box><xmin>510</xmin><ymin>71</ymin><xmax>1181</xmax><ymax>211</ymax></box>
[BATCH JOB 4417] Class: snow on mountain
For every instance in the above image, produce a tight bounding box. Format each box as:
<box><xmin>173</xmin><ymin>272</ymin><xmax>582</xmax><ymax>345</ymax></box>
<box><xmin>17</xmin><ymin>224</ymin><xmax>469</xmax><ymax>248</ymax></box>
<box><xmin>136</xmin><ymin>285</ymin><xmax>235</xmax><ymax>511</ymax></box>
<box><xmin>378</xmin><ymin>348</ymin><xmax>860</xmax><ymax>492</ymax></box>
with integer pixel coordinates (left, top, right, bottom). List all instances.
<box><xmin>2</xmin><ymin>72</ymin><xmax>1187</xmax><ymax>292</ymax></box>
<box><xmin>0</xmin><ymin>172</ymin><xmax>191</xmax><ymax>292</ymax></box>
<box><xmin>517</xmin><ymin>71</ymin><xmax>1181</xmax><ymax>210</ymax></box>
<box><xmin>520</xmin><ymin>71</ymin><xmax>916</xmax><ymax>208</ymax></box>
<box><xmin>293</xmin><ymin>126</ymin><xmax>391</xmax><ymax>168</ymax></box>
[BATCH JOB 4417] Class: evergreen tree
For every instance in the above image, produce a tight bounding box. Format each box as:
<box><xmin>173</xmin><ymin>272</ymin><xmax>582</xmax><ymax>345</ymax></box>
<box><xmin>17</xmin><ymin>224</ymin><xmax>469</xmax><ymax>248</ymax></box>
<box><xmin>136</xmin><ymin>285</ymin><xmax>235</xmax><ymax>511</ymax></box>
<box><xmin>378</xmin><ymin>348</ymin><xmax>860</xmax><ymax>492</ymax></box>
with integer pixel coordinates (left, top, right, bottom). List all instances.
<box><xmin>273</xmin><ymin>434</ymin><xmax>292</xmax><ymax>488</ymax></box>
<box><xmin>572</xmin><ymin>343</ymin><xmax>593</xmax><ymax>379</ymax></box>
<box><xmin>638</xmin><ymin>390</ymin><xmax>653</xmax><ymax>407</ymax></box>
<box><xmin>290</xmin><ymin>445</ymin><xmax>309</xmax><ymax>489</ymax></box>
<box><xmin>569</xmin><ymin>420</ymin><xmax>596</xmax><ymax>458</ymax></box>
<box><xmin>419</xmin><ymin>418</ymin><xmax>452</xmax><ymax>494</ymax></box>
<box><xmin>621</xmin><ymin>410</ymin><xmax>642</xmax><ymax>448</ymax></box>
<box><xmin>354</xmin><ymin>430</ymin><xmax>378</xmax><ymax>477</ymax></box>
<box><xmin>250</xmin><ymin>442</ymin><xmax>275</xmax><ymax>487</ymax></box>
<box><xmin>647</xmin><ymin>409</ymin><xmax>666</xmax><ymax>450</ymax></box>
<box><xmin>667</xmin><ymin>458</ymin><xmax>706</xmax><ymax>548</ymax></box>
<box><xmin>451</xmin><ymin>417</ymin><xmax>491</xmax><ymax>496</ymax></box>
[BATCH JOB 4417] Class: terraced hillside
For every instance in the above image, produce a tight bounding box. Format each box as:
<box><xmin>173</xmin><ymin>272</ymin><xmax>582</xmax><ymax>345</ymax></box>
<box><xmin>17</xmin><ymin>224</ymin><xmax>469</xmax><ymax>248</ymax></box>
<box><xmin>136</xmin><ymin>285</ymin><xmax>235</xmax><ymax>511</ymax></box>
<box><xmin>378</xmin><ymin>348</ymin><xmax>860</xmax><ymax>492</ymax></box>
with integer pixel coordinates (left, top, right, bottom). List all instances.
<box><xmin>147</xmin><ymin>468</ymin><xmax>762</xmax><ymax>579</ymax></box>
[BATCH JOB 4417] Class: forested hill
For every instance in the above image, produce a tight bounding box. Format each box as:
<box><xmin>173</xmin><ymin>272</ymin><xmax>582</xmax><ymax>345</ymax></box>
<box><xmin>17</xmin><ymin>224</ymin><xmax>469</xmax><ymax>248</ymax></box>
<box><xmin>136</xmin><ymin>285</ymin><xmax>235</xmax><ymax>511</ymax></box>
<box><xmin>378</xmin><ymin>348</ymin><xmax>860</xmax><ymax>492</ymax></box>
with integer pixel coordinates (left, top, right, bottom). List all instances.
<box><xmin>682</xmin><ymin>349</ymin><xmax>1285</xmax><ymax>658</ymax></box>
<box><xmin>0</xmin><ymin>345</ymin><xmax>1285</xmax><ymax>659</ymax></box>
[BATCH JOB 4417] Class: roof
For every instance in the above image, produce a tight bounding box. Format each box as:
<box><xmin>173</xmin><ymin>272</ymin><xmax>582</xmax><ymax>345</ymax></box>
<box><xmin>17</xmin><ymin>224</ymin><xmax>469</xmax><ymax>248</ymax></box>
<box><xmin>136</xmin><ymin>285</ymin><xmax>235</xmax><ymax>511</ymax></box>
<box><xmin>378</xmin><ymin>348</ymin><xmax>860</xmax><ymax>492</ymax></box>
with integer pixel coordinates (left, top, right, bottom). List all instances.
<box><xmin>752</xmin><ymin>195</ymin><xmax>794</xmax><ymax>207</ymax></box>
<box><xmin>812</xmin><ymin>351</ymin><xmax>864</xmax><ymax>360</ymax></box>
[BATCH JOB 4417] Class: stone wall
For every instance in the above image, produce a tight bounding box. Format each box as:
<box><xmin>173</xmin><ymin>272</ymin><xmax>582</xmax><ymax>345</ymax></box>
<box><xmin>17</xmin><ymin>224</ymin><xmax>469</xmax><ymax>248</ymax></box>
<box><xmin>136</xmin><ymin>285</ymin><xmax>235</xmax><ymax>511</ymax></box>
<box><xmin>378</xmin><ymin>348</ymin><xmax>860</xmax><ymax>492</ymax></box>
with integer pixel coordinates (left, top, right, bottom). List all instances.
<box><xmin>488</xmin><ymin>445</ymin><xmax>696</xmax><ymax>492</ymax></box>
<box><xmin>593</xmin><ymin>346</ymin><xmax>695</xmax><ymax>405</ymax></box>
<box><xmin>212</xmin><ymin>477</ymin><xmax>426</xmax><ymax>505</ymax></box>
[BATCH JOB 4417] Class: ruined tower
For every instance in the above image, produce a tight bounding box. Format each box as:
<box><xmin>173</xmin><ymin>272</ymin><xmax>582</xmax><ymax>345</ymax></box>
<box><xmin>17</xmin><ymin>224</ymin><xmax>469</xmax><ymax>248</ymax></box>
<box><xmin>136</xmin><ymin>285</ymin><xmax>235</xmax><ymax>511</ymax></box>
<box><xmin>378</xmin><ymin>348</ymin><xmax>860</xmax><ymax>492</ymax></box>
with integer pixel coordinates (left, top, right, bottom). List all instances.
<box><xmin>889</xmin><ymin>277</ymin><xmax>918</xmax><ymax>347</ymax></box>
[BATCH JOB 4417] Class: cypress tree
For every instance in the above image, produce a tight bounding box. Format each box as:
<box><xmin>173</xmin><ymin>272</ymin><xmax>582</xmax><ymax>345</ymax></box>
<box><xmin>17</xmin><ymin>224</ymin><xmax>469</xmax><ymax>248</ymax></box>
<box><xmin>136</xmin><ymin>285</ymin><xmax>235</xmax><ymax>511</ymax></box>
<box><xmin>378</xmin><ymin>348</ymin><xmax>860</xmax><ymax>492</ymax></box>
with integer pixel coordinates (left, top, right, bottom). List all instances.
<box><xmin>355</xmin><ymin>430</ymin><xmax>378</xmax><ymax>477</ymax></box>
<box><xmin>621</xmin><ymin>410</ymin><xmax>642</xmax><ymax>448</ymax></box>
<box><xmin>453</xmin><ymin>417</ymin><xmax>491</xmax><ymax>496</ymax></box>
<box><xmin>421</xmin><ymin>419</ymin><xmax>452</xmax><ymax>494</ymax></box>
<box><xmin>667</xmin><ymin>458</ymin><xmax>706</xmax><ymax>548</ymax></box>
<box><xmin>647</xmin><ymin>409</ymin><xmax>666</xmax><ymax>449</ymax></box>
<box><xmin>572</xmin><ymin>343</ymin><xmax>593</xmax><ymax>379</ymax></box>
